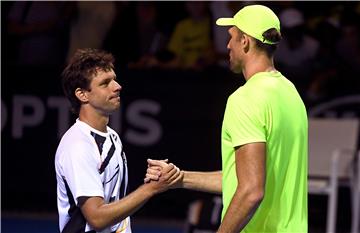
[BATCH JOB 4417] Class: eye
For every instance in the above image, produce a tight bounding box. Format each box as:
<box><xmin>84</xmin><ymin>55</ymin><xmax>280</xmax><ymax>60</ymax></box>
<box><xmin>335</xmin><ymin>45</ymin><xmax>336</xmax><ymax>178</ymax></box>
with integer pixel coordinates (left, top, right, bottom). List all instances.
<box><xmin>99</xmin><ymin>78</ymin><xmax>112</xmax><ymax>87</ymax></box>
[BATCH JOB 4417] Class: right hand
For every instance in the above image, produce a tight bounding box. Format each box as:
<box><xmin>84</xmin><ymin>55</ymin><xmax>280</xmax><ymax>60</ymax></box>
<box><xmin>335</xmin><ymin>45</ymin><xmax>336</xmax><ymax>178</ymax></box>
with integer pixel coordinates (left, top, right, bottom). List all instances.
<box><xmin>144</xmin><ymin>159</ymin><xmax>184</xmax><ymax>191</ymax></box>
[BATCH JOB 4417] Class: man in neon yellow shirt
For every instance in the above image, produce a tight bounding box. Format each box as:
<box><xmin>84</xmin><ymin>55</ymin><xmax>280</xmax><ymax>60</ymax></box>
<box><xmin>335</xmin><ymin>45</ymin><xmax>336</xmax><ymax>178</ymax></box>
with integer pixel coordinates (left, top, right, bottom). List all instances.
<box><xmin>146</xmin><ymin>4</ymin><xmax>308</xmax><ymax>233</ymax></box>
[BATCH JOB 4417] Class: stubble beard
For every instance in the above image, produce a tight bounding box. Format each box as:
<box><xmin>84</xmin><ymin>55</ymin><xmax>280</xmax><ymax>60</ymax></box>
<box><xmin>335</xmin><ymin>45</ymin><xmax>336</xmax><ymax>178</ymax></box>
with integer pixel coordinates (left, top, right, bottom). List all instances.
<box><xmin>230</xmin><ymin>60</ymin><xmax>243</xmax><ymax>74</ymax></box>
<box><xmin>102</xmin><ymin>99</ymin><xmax>121</xmax><ymax>116</ymax></box>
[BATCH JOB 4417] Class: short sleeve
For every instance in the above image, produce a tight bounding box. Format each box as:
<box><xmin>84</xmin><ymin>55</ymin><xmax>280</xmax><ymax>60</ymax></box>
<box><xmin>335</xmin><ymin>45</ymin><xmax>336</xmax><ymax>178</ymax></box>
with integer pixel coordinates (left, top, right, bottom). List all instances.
<box><xmin>61</xmin><ymin>141</ymin><xmax>104</xmax><ymax>204</ymax></box>
<box><xmin>223</xmin><ymin>94</ymin><xmax>266</xmax><ymax>148</ymax></box>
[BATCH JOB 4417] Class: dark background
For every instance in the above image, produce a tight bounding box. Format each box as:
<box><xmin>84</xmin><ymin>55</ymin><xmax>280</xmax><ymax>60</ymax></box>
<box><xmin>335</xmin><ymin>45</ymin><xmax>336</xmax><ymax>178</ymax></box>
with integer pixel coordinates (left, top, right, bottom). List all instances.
<box><xmin>2</xmin><ymin>1</ymin><xmax>360</xmax><ymax>231</ymax></box>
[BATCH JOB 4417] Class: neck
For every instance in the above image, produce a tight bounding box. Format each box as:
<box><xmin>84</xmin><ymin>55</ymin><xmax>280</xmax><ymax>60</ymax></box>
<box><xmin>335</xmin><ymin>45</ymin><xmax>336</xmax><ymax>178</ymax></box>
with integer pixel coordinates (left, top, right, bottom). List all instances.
<box><xmin>242</xmin><ymin>54</ymin><xmax>275</xmax><ymax>81</ymax></box>
<box><xmin>79</xmin><ymin>107</ymin><xmax>109</xmax><ymax>133</ymax></box>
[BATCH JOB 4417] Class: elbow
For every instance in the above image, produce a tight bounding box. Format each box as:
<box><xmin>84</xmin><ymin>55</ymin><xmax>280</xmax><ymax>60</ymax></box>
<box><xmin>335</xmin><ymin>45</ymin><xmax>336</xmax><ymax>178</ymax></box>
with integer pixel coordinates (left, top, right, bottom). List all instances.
<box><xmin>87</xmin><ymin>214</ymin><xmax>126</xmax><ymax>232</ymax></box>
<box><xmin>248</xmin><ymin>188</ymin><xmax>264</xmax><ymax>205</ymax></box>
<box><xmin>240</xmin><ymin>186</ymin><xmax>264</xmax><ymax>206</ymax></box>
<box><xmin>86</xmin><ymin>216</ymin><xmax>112</xmax><ymax>232</ymax></box>
<box><xmin>79</xmin><ymin>196</ymin><xmax>115</xmax><ymax>231</ymax></box>
<box><xmin>88</xmin><ymin>219</ymin><xmax>106</xmax><ymax>232</ymax></box>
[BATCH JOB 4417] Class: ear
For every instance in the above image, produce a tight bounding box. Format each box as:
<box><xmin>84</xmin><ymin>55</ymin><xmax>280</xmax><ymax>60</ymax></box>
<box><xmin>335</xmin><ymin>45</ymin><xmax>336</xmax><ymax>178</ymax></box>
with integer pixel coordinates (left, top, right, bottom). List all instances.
<box><xmin>243</xmin><ymin>34</ymin><xmax>251</xmax><ymax>53</ymax></box>
<box><xmin>75</xmin><ymin>88</ymin><xmax>89</xmax><ymax>103</ymax></box>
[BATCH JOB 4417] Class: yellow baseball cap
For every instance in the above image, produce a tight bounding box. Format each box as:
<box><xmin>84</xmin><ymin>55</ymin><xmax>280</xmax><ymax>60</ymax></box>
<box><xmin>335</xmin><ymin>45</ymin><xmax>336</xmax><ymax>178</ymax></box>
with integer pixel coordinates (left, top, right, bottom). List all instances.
<box><xmin>216</xmin><ymin>5</ymin><xmax>280</xmax><ymax>45</ymax></box>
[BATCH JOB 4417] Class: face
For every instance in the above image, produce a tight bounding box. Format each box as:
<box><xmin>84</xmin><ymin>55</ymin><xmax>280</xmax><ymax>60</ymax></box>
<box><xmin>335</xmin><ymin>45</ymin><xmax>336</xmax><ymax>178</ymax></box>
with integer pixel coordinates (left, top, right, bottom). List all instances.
<box><xmin>227</xmin><ymin>26</ymin><xmax>244</xmax><ymax>74</ymax></box>
<box><xmin>85</xmin><ymin>68</ymin><xmax>122</xmax><ymax>115</ymax></box>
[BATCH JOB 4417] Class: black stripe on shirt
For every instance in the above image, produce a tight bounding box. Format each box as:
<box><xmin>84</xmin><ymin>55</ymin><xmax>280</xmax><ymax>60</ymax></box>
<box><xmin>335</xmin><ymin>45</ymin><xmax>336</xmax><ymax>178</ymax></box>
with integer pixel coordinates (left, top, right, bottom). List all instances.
<box><xmin>62</xmin><ymin>177</ymin><xmax>86</xmax><ymax>233</ymax></box>
<box><xmin>90</xmin><ymin>132</ymin><xmax>106</xmax><ymax>155</ymax></box>
<box><xmin>98</xmin><ymin>136</ymin><xmax>116</xmax><ymax>174</ymax></box>
<box><xmin>90</xmin><ymin>131</ymin><xmax>116</xmax><ymax>174</ymax></box>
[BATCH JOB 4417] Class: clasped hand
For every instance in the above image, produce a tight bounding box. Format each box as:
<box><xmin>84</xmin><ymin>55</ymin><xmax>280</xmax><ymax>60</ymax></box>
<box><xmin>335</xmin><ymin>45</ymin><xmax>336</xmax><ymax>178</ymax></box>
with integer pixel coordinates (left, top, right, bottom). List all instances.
<box><xmin>144</xmin><ymin>159</ymin><xmax>184</xmax><ymax>190</ymax></box>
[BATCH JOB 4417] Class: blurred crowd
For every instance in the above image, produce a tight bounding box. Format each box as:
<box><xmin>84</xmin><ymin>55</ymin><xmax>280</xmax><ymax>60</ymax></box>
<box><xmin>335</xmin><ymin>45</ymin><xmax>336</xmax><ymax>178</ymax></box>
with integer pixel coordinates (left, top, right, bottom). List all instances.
<box><xmin>3</xmin><ymin>1</ymin><xmax>360</xmax><ymax>106</ymax></box>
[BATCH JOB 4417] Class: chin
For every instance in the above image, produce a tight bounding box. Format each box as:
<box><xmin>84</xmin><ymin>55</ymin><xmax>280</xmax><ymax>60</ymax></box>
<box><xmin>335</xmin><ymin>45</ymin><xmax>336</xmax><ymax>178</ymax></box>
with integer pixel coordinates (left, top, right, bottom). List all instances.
<box><xmin>109</xmin><ymin>103</ymin><xmax>121</xmax><ymax>111</ymax></box>
<box><xmin>106</xmin><ymin>108</ymin><xmax>119</xmax><ymax>115</ymax></box>
<box><xmin>113</xmin><ymin>103</ymin><xmax>121</xmax><ymax>110</ymax></box>
<box><xmin>230</xmin><ymin>64</ymin><xmax>242</xmax><ymax>74</ymax></box>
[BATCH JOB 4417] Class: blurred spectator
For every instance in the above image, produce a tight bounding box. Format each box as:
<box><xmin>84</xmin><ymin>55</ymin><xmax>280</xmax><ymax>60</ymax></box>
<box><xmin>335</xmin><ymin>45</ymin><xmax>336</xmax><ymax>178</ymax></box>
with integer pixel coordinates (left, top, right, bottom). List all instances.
<box><xmin>127</xmin><ymin>2</ymin><xmax>170</xmax><ymax>69</ymax></box>
<box><xmin>333</xmin><ymin>8</ymin><xmax>360</xmax><ymax>98</ymax></box>
<box><xmin>135</xmin><ymin>3</ymin><xmax>168</xmax><ymax>59</ymax></box>
<box><xmin>274</xmin><ymin>7</ymin><xmax>319</xmax><ymax>94</ymax></box>
<box><xmin>102</xmin><ymin>2</ymin><xmax>132</xmax><ymax>68</ymax></box>
<box><xmin>66</xmin><ymin>2</ymin><xmax>116</xmax><ymax>62</ymax></box>
<box><xmin>306</xmin><ymin>5</ymin><xmax>343</xmax><ymax>104</ymax></box>
<box><xmin>336</xmin><ymin>10</ymin><xmax>360</xmax><ymax>74</ymax></box>
<box><xmin>160</xmin><ymin>1</ymin><xmax>215</xmax><ymax>70</ymax></box>
<box><xmin>7</xmin><ymin>2</ymin><xmax>73</xmax><ymax>67</ymax></box>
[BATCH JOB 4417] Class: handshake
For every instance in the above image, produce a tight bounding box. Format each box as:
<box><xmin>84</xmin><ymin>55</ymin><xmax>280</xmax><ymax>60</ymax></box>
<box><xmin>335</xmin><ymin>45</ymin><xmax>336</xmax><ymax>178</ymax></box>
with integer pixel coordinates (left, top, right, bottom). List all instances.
<box><xmin>143</xmin><ymin>159</ymin><xmax>184</xmax><ymax>194</ymax></box>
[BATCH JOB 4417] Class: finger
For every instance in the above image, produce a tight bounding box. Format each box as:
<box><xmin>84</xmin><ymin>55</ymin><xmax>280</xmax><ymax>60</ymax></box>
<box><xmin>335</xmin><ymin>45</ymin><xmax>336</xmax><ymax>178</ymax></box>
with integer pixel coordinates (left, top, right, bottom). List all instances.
<box><xmin>147</xmin><ymin>159</ymin><xmax>169</xmax><ymax>168</ymax></box>
<box><xmin>161</xmin><ymin>163</ymin><xmax>176</xmax><ymax>179</ymax></box>
<box><xmin>147</xmin><ymin>158</ymin><xmax>168</xmax><ymax>163</ymax></box>
<box><xmin>172</xmin><ymin>165</ymin><xmax>179</xmax><ymax>173</ymax></box>
<box><xmin>147</xmin><ymin>166</ymin><xmax>162</xmax><ymax>173</ymax></box>
<box><xmin>147</xmin><ymin>167</ymin><xmax>161</xmax><ymax>175</ymax></box>
<box><xmin>146</xmin><ymin>168</ymin><xmax>161</xmax><ymax>177</ymax></box>
<box><xmin>145</xmin><ymin>173</ymin><xmax>160</xmax><ymax>181</ymax></box>
<box><xmin>148</xmin><ymin>164</ymin><xmax>162</xmax><ymax>168</ymax></box>
<box><xmin>168</xmin><ymin>167</ymin><xmax>181</xmax><ymax>183</ymax></box>
<box><xmin>166</xmin><ymin>167</ymin><xmax>181</xmax><ymax>184</ymax></box>
<box><xmin>162</xmin><ymin>164</ymin><xmax>177</xmax><ymax>180</ymax></box>
<box><xmin>162</xmin><ymin>163</ymin><xmax>175</xmax><ymax>173</ymax></box>
<box><xmin>169</xmin><ymin>170</ymin><xmax>184</xmax><ymax>188</ymax></box>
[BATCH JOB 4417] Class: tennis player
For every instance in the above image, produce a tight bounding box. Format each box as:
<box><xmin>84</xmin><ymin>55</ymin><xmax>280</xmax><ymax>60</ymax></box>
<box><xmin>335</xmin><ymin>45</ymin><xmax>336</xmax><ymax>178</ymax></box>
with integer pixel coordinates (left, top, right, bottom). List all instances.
<box><xmin>55</xmin><ymin>48</ymin><xmax>181</xmax><ymax>233</ymax></box>
<box><xmin>146</xmin><ymin>5</ymin><xmax>308</xmax><ymax>233</ymax></box>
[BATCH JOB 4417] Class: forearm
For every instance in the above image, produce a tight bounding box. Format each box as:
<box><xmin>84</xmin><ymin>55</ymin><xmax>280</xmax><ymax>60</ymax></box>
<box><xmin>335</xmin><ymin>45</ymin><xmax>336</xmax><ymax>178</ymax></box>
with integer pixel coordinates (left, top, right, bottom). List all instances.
<box><xmin>182</xmin><ymin>170</ymin><xmax>222</xmax><ymax>194</ymax></box>
<box><xmin>217</xmin><ymin>188</ymin><xmax>263</xmax><ymax>233</ymax></box>
<box><xmin>82</xmin><ymin>184</ymin><xmax>156</xmax><ymax>231</ymax></box>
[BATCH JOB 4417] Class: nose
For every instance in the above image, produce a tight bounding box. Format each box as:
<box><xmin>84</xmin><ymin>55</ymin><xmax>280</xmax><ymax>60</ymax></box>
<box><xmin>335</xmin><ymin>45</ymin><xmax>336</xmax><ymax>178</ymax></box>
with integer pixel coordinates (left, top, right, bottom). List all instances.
<box><xmin>227</xmin><ymin>28</ymin><xmax>232</xmax><ymax>50</ymax></box>
<box><xmin>114</xmin><ymin>80</ymin><xmax>122</xmax><ymax>92</ymax></box>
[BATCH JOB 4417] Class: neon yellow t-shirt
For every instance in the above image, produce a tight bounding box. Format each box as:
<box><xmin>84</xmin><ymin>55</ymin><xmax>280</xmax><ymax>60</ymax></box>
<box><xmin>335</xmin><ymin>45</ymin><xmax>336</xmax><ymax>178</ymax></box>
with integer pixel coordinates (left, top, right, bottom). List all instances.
<box><xmin>221</xmin><ymin>71</ymin><xmax>308</xmax><ymax>232</ymax></box>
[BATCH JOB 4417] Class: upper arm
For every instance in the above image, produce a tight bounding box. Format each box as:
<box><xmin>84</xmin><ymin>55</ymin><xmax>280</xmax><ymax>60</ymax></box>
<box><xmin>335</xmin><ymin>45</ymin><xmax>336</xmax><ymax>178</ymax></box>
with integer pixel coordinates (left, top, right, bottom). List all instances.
<box><xmin>78</xmin><ymin>196</ymin><xmax>103</xmax><ymax>219</ymax></box>
<box><xmin>235</xmin><ymin>143</ymin><xmax>266</xmax><ymax>193</ymax></box>
<box><xmin>78</xmin><ymin>196</ymin><xmax>109</xmax><ymax>231</ymax></box>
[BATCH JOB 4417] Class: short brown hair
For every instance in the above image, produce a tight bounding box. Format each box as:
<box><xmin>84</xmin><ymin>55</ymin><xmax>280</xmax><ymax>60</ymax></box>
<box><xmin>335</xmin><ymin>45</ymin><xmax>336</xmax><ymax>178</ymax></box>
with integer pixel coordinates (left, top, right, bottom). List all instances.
<box><xmin>254</xmin><ymin>28</ymin><xmax>282</xmax><ymax>57</ymax></box>
<box><xmin>62</xmin><ymin>48</ymin><xmax>115</xmax><ymax>115</ymax></box>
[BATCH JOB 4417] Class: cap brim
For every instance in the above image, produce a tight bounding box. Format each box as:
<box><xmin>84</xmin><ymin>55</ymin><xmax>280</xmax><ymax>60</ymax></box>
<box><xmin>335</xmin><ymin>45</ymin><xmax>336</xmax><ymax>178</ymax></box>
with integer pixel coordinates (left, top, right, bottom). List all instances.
<box><xmin>216</xmin><ymin>18</ymin><xmax>235</xmax><ymax>26</ymax></box>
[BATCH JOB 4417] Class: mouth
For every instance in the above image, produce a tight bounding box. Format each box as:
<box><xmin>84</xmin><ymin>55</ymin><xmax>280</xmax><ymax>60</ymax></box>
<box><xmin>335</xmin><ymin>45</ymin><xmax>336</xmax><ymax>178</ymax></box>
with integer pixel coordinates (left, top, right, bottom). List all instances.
<box><xmin>112</xmin><ymin>92</ymin><xmax>120</xmax><ymax>97</ymax></box>
<box><xmin>110</xmin><ymin>95</ymin><xmax>120</xmax><ymax>101</ymax></box>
